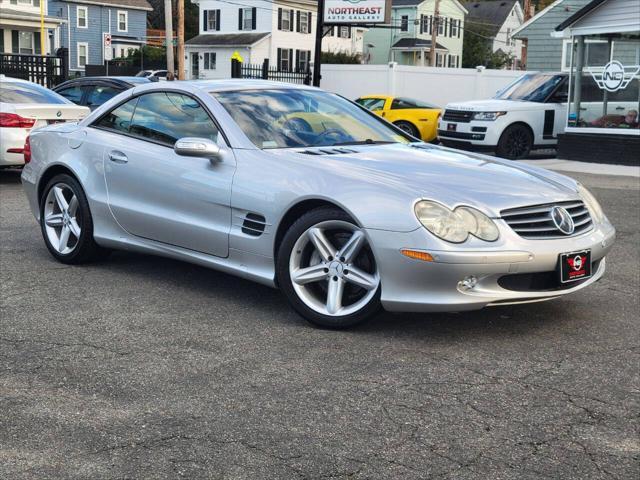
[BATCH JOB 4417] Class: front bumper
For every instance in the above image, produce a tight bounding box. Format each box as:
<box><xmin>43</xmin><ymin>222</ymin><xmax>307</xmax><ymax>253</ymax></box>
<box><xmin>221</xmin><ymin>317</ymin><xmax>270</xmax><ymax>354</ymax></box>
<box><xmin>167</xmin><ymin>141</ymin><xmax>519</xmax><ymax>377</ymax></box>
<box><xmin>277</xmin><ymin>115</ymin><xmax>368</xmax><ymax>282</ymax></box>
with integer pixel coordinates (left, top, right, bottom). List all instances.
<box><xmin>366</xmin><ymin>221</ymin><xmax>616</xmax><ymax>313</ymax></box>
<box><xmin>437</xmin><ymin>118</ymin><xmax>505</xmax><ymax>147</ymax></box>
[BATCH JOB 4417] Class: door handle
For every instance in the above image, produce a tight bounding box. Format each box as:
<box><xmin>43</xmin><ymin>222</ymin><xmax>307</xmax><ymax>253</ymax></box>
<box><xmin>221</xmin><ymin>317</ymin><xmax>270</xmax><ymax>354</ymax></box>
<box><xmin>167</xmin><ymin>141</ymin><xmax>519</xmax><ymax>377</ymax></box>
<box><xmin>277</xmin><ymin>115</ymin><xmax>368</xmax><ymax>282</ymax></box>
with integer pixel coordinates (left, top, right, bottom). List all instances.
<box><xmin>108</xmin><ymin>151</ymin><xmax>128</xmax><ymax>164</ymax></box>
<box><xmin>615</xmin><ymin>106</ymin><xmax>625</xmax><ymax>111</ymax></box>
<box><xmin>381</xmin><ymin>111</ymin><xmax>386</xmax><ymax>117</ymax></box>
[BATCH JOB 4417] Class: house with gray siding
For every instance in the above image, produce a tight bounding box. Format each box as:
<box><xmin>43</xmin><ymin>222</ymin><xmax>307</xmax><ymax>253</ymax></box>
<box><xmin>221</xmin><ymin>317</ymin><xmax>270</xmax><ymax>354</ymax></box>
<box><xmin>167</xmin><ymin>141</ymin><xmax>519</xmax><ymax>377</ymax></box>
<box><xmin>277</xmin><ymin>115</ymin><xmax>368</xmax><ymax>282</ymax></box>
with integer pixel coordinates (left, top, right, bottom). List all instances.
<box><xmin>512</xmin><ymin>0</ymin><xmax>590</xmax><ymax>71</ymax></box>
<box><xmin>48</xmin><ymin>0</ymin><xmax>151</xmax><ymax>72</ymax></box>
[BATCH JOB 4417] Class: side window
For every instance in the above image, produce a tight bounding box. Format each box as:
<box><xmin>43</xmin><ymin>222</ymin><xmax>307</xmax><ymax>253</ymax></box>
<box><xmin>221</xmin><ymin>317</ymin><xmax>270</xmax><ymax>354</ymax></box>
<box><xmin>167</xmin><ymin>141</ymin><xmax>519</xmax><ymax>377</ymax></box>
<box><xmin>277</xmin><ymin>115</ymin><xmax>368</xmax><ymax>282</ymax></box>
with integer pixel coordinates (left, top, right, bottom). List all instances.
<box><xmin>94</xmin><ymin>97</ymin><xmax>138</xmax><ymax>133</ymax></box>
<box><xmin>129</xmin><ymin>92</ymin><xmax>218</xmax><ymax>146</ymax></box>
<box><xmin>391</xmin><ymin>98</ymin><xmax>418</xmax><ymax>110</ymax></box>
<box><xmin>86</xmin><ymin>86</ymin><xmax>122</xmax><ymax>108</ymax></box>
<box><xmin>56</xmin><ymin>85</ymin><xmax>84</xmax><ymax>104</ymax></box>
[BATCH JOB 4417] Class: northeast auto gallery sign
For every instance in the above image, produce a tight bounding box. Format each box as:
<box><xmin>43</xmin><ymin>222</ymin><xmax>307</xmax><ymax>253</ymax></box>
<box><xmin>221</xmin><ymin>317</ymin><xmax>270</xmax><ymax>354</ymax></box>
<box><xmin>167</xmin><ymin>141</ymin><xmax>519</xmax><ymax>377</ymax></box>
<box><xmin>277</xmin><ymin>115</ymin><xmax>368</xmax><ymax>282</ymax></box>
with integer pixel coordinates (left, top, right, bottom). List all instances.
<box><xmin>324</xmin><ymin>0</ymin><xmax>392</xmax><ymax>24</ymax></box>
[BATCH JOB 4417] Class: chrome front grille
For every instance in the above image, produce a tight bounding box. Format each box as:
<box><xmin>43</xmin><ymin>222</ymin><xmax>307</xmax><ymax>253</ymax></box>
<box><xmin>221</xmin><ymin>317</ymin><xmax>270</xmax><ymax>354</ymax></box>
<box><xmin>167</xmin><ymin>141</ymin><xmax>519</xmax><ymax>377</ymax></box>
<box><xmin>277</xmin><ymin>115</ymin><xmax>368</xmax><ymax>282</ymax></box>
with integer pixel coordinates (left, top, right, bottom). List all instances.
<box><xmin>501</xmin><ymin>201</ymin><xmax>593</xmax><ymax>239</ymax></box>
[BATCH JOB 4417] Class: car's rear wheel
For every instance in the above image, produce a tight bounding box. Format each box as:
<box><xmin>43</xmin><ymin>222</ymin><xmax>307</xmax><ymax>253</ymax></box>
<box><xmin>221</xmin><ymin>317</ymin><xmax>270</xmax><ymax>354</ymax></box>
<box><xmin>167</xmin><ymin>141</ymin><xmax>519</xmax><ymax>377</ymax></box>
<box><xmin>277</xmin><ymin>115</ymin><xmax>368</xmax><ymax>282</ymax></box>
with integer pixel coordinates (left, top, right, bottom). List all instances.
<box><xmin>277</xmin><ymin>208</ymin><xmax>381</xmax><ymax>328</ymax></box>
<box><xmin>394</xmin><ymin>121</ymin><xmax>420</xmax><ymax>139</ymax></box>
<box><xmin>40</xmin><ymin>174</ymin><xmax>108</xmax><ymax>264</ymax></box>
<box><xmin>496</xmin><ymin>124</ymin><xmax>533</xmax><ymax>159</ymax></box>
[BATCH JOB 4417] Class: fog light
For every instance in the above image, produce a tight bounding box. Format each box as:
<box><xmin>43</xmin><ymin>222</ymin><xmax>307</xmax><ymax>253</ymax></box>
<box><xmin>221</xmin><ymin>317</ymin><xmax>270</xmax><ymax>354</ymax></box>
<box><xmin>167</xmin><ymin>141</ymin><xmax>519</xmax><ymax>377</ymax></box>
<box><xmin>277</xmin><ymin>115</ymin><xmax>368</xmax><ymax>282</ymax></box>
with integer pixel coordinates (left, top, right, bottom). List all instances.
<box><xmin>459</xmin><ymin>275</ymin><xmax>478</xmax><ymax>290</ymax></box>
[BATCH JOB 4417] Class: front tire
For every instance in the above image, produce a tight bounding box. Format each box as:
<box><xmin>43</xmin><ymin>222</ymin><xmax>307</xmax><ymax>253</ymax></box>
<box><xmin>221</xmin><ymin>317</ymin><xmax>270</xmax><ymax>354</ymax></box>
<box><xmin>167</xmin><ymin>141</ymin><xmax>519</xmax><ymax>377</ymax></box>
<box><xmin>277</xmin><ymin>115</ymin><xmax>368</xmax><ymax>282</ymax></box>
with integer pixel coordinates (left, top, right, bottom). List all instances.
<box><xmin>496</xmin><ymin>124</ymin><xmax>533</xmax><ymax>160</ymax></box>
<box><xmin>277</xmin><ymin>207</ymin><xmax>381</xmax><ymax>328</ymax></box>
<box><xmin>39</xmin><ymin>174</ymin><xmax>108</xmax><ymax>264</ymax></box>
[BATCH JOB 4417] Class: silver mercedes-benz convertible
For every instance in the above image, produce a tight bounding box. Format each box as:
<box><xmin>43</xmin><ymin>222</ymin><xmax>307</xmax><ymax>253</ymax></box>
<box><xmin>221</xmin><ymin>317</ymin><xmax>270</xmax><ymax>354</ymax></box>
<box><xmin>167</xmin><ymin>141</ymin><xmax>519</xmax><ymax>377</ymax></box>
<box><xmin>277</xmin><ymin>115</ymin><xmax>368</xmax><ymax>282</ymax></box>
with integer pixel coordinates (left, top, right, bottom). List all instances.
<box><xmin>21</xmin><ymin>80</ymin><xmax>615</xmax><ymax>328</ymax></box>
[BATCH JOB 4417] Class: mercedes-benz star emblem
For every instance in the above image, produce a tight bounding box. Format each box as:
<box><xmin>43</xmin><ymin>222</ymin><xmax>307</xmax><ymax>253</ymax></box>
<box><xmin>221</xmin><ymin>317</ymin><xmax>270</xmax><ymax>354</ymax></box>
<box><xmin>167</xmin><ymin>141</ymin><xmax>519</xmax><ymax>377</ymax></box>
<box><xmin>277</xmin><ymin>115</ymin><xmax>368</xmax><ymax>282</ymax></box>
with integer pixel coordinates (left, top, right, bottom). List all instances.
<box><xmin>550</xmin><ymin>206</ymin><xmax>575</xmax><ymax>235</ymax></box>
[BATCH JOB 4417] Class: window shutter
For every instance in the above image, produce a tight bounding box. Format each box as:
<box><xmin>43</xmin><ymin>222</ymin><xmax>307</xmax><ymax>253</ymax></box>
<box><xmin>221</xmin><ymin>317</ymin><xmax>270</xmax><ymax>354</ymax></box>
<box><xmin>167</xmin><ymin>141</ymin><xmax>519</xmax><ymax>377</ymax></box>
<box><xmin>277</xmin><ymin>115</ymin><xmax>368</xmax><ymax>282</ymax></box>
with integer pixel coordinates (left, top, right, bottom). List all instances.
<box><xmin>277</xmin><ymin>48</ymin><xmax>282</xmax><ymax>69</ymax></box>
<box><xmin>295</xmin><ymin>49</ymin><xmax>300</xmax><ymax>72</ymax></box>
<box><xmin>296</xmin><ymin>11</ymin><xmax>300</xmax><ymax>32</ymax></box>
<box><xmin>289</xmin><ymin>49</ymin><xmax>293</xmax><ymax>72</ymax></box>
<box><xmin>348</xmin><ymin>26</ymin><xmax>352</xmax><ymax>38</ymax></box>
<box><xmin>216</xmin><ymin>10</ymin><xmax>221</xmax><ymax>31</ymax></box>
<box><xmin>307</xmin><ymin>12</ymin><xmax>312</xmax><ymax>34</ymax></box>
<box><xmin>238</xmin><ymin>8</ymin><xmax>243</xmax><ymax>30</ymax></box>
<box><xmin>278</xmin><ymin>8</ymin><xmax>282</xmax><ymax>30</ymax></box>
<box><xmin>11</xmin><ymin>30</ymin><xmax>18</xmax><ymax>53</ymax></box>
<box><xmin>290</xmin><ymin>10</ymin><xmax>294</xmax><ymax>30</ymax></box>
<box><xmin>0</xmin><ymin>29</ymin><xmax>4</xmax><ymax>53</ymax></box>
<box><xmin>449</xmin><ymin>18</ymin><xmax>453</xmax><ymax>37</ymax></box>
<box><xmin>251</xmin><ymin>7</ymin><xmax>256</xmax><ymax>29</ymax></box>
<box><xmin>34</xmin><ymin>31</ymin><xmax>41</xmax><ymax>54</ymax></box>
<box><xmin>457</xmin><ymin>20</ymin><xmax>461</xmax><ymax>38</ymax></box>
<box><xmin>419</xmin><ymin>15</ymin><xmax>423</xmax><ymax>34</ymax></box>
<box><xmin>203</xmin><ymin>10</ymin><xmax>208</xmax><ymax>31</ymax></box>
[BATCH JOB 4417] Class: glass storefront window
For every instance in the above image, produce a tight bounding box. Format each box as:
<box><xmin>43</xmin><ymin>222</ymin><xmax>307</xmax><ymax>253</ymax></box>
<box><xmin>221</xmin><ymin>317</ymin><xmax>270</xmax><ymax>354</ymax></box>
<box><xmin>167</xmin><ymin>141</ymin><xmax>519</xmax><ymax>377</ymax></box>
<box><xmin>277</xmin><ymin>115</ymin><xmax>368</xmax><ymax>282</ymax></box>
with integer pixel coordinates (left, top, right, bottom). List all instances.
<box><xmin>567</xmin><ymin>32</ymin><xmax>640</xmax><ymax>132</ymax></box>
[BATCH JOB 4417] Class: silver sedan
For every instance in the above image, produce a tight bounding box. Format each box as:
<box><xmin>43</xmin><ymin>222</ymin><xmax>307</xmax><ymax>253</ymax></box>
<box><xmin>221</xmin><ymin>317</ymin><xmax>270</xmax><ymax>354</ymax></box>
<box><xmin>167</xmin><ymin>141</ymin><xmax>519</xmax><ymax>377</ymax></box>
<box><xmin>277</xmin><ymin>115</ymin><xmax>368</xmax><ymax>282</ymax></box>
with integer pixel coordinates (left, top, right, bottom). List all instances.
<box><xmin>21</xmin><ymin>80</ymin><xmax>616</xmax><ymax>328</ymax></box>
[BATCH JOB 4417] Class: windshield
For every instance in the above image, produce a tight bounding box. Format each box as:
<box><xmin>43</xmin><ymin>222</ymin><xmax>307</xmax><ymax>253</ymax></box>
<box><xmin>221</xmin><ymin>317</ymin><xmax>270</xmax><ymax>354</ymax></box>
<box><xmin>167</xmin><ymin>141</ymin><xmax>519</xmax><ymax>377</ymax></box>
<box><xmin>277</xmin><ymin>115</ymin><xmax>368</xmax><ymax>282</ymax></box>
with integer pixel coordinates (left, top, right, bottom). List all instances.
<box><xmin>0</xmin><ymin>81</ymin><xmax>71</xmax><ymax>104</ymax></box>
<box><xmin>213</xmin><ymin>89</ymin><xmax>410</xmax><ymax>149</ymax></box>
<box><xmin>494</xmin><ymin>73</ymin><xmax>566</xmax><ymax>102</ymax></box>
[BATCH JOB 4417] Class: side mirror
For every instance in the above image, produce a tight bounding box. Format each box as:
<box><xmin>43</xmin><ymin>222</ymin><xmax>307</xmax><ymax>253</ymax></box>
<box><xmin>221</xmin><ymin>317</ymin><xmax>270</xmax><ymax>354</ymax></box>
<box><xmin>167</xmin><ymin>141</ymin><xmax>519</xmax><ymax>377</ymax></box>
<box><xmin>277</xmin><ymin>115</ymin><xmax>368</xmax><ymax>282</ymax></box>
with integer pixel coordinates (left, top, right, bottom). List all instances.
<box><xmin>174</xmin><ymin>137</ymin><xmax>222</xmax><ymax>162</ymax></box>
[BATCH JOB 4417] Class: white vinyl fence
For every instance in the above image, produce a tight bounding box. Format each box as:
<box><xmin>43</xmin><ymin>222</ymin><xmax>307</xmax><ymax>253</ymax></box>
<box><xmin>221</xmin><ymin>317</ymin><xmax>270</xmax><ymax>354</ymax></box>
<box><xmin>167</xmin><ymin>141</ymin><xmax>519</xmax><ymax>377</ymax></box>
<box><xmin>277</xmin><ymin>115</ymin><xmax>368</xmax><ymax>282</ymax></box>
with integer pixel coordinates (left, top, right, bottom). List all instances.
<box><xmin>320</xmin><ymin>63</ymin><xmax>525</xmax><ymax>107</ymax></box>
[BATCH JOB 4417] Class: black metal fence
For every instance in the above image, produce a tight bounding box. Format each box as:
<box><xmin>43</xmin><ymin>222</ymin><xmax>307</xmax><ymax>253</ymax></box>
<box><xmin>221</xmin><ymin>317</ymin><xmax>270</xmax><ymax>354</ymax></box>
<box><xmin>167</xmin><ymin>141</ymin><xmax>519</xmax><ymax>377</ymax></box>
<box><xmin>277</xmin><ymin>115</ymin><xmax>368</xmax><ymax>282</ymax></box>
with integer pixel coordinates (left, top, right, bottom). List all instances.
<box><xmin>231</xmin><ymin>59</ymin><xmax>312</xmax><ymax>85</ymax></box>
<box><xmin>0</xmin><ymin>49</ymin><xmax>68</xmax><ymax>88</ymax></box>
<box><xmin>85</xmin><ymin>59</ymin><xmax>167</xmax><ymax>77</ymax></box>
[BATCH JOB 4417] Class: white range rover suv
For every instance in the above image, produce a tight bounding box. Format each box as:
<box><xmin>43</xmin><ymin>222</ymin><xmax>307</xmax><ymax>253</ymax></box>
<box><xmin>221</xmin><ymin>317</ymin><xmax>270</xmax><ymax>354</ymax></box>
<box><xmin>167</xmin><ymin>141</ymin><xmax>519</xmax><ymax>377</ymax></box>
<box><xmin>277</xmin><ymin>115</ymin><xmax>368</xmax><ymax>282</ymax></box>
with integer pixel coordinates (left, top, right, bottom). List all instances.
<box><xmin>438</xmin><ymin>72</ymin><xmax>569</xmax><ymax>159</ymax></box>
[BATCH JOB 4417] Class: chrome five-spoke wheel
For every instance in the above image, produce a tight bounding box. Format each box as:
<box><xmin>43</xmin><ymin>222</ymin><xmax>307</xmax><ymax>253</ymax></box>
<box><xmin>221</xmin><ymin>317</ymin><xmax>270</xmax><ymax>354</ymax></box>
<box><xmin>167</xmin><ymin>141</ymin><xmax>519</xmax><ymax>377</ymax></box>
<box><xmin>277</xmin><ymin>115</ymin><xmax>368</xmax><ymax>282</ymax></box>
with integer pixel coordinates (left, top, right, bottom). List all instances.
<box><xmin>289</xmin><ymin>220</ymin><xmax>380</xmax><ymax>318</ymax></box>
<box><xmin>43</xmin><ymin>183</ymin><xmax>81</xmax><ymax>254</ymax></box>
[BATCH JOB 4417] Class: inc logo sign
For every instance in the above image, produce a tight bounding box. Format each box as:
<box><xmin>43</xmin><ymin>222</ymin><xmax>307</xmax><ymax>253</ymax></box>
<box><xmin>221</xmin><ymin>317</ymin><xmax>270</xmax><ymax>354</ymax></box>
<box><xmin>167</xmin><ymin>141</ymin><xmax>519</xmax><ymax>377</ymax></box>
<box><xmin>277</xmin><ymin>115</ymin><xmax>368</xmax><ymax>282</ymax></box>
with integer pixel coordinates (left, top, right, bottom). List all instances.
<box><xmin>588</xmin><ymin>61</ymin><xmax>640</xmax><ymax>93</ymax></box>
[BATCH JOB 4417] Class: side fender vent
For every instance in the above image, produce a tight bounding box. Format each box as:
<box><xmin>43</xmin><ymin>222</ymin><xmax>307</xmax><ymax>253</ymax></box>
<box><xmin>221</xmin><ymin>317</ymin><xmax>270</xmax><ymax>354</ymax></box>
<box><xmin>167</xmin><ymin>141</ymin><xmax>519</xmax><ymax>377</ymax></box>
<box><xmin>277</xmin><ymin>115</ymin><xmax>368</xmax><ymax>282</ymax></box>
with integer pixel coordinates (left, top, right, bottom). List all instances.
<box><xmin>300</xmin><ymin>147</ymin><xmax>359</xmax><ymax>155</ymax></box>
<box><xmin>242</xmin><ymin>213</ymin><xmax>266</xmax><ymax>237</ymax></box>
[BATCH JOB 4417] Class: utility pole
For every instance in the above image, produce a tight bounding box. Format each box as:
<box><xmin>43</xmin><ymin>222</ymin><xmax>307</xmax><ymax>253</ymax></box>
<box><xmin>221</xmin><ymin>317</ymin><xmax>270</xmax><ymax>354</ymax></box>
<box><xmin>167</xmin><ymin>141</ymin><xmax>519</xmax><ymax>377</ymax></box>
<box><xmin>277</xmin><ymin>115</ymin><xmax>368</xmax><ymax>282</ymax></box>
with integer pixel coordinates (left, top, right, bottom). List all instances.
<box><xmin>430</xmin><ymin>0</ymin><xmax>441</xmax><ymax>66</ymax></box>
<box><xmin>521</xmin><ymin>0</ymin><xmax>534</xmax><ymax>69</ymax></box>
<box><xmin>177</xmin><ymin>0</ymin><xmax>185</xmax><ymax>79</ymax></box>
<box><xmin>313</xmin><ymin>0</ymin><xmax>325</xmax><ymax>87</ymax></box>
<box><xmin>164</xmin><ymin>0</ymin><xmax>174</xmax><ymax>77</ymax></box>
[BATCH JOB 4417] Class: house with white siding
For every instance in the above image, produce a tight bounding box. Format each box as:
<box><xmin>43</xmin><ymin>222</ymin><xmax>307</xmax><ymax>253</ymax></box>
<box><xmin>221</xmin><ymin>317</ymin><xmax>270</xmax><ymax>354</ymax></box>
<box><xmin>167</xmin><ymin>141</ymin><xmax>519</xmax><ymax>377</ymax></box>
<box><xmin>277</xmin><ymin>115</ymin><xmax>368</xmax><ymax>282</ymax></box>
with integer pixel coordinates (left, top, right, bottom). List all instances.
<box><xmin>0</xmin><ymin>0</ymin><xmax>65</xmax><ymax>55</ymax></box>
<box><xmin>185</xmin><ymin>0</ymin><xmax>318</xmax><ymax>80</ymax></box>
<box><xmin>48</xmin><ymin>0</ymin><xmax>151</xmax><ymax>72</ymax></box>
<box><xmin>364</xmin><ymin>0</ymin><xmax>467</xmax><ymax>68</ymax></box>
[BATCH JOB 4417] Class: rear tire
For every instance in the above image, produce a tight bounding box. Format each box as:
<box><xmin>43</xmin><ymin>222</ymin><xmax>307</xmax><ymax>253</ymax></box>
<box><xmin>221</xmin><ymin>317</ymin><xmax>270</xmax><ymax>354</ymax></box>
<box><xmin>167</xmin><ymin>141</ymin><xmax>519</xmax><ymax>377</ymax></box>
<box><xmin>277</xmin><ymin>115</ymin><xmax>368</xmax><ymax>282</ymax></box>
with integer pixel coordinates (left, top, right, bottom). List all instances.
<box><xmin>39</xmin><ymin>174</ymin><xmax>109</xmax><ymax>264</ymax></box>
<box><xmin>394</xmin><ymin>121</ymin><xmax>420</xmax><ymax>139</ymax></box>
<box><xmin>276</xmin><ymin>207</ymin><xmax>381</xmax><ymax>329</ymax></box>
<box><xmin>496</xmin><ymin>124</ymin><xmax>533</xmax><ymax>160</ymax></box>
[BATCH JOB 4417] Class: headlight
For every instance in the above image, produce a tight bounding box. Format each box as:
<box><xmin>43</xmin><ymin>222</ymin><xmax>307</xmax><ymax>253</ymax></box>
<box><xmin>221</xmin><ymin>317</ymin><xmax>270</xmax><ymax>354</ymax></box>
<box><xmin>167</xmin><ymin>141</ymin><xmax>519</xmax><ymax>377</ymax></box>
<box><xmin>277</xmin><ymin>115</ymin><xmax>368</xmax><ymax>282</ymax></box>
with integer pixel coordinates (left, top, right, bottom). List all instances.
<box><xmin>415</xmin><ymin>201</ymin><xmax>499</xmax><ymax>243</ymax></box>
<box><xmin>472</xmin><ymin>111</ymin><xmax>507</xmax><ymax>121</ymax></box>
<box><xmin>577</xmin><ymin>184</ymin><xmax>605</xmax><ymax>223</ymax></box>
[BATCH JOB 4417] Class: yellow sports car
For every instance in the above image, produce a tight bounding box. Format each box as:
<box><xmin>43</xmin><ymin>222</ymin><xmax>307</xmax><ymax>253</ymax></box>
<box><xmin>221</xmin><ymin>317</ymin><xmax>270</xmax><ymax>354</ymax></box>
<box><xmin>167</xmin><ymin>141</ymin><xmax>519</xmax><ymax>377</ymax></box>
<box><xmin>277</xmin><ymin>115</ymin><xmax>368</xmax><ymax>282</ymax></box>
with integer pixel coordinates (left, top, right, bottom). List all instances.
<box><xmin>355</xmin><ymin>95</ymin><xmax>441</xmax><ymax>142</ymax></box>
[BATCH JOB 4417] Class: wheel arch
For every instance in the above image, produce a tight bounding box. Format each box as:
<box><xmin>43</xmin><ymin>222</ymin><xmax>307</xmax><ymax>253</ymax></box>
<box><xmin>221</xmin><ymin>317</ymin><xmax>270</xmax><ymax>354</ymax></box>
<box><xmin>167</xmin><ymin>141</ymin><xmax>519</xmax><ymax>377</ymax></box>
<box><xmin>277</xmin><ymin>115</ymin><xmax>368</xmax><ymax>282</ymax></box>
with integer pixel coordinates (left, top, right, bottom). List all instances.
<box><xmin>499</xmin><ymin>121</ymin><xmax>535</xmax><ymax>141</ymax></box>
<box><xmin>273</xmin><ymin>198</ymin><xmax>359</xmax><ymax>261</ymax></box>
<box><xmin>37</xmin><ymin>164</ymin><xmax>83</xmax><ymax>203</ymax></box>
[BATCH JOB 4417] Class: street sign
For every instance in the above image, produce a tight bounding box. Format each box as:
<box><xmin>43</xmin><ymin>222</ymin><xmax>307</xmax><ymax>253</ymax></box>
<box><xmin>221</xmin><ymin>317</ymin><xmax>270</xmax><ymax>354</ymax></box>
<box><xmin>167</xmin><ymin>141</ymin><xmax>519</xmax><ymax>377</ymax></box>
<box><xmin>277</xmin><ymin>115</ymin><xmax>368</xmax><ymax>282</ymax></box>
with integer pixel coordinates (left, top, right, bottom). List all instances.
<box><xmin>324</xmin><ymin>0</ymin><xmax>392</xmax><ymax>24</ymax></box>
<box><xmin>103</xmin><ymin>33</ymin><xmax>113</xmax><ymax>61</ymax></box>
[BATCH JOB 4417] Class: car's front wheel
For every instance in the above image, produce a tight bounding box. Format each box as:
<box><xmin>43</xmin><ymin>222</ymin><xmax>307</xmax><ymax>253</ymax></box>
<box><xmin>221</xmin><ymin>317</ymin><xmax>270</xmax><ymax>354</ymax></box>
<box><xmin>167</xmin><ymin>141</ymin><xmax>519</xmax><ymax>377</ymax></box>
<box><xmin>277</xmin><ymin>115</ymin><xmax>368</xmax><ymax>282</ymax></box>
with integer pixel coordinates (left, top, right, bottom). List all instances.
<box><xmin>40</xmin><ymin>174</ymin><xmax>108</xmax><ymax>264</ymax></box>
<box><xmin>496</xmin><ymin>124</ymin><xmax>533</xmax><ymax>159</ymax></box>
<box><xmin>277</xmin><ymin>208</ymin><xmax>381</xmax><ymax>328</ymax></box>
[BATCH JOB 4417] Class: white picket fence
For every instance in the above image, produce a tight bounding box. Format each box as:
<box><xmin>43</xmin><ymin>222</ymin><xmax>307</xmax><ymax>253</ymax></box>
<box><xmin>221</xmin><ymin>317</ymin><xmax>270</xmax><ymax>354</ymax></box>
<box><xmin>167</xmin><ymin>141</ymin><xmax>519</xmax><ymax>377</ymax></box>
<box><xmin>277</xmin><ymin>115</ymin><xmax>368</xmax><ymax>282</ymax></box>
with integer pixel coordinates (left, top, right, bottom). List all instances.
<box><xmin>319</xmin><ymin>63</ymin><xmax>525</xmax><ymax>107</ymax></box>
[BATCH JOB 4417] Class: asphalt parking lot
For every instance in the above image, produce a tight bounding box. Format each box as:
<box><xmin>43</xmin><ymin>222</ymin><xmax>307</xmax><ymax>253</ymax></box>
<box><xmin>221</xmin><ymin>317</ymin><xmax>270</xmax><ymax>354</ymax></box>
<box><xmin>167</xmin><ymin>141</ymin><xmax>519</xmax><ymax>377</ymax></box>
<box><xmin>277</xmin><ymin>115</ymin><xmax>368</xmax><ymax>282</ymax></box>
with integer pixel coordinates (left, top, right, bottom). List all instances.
<box><xmin>1</xmin><ymin>168</ymin><xmax>638</xmax><ymax>479</ymax></box>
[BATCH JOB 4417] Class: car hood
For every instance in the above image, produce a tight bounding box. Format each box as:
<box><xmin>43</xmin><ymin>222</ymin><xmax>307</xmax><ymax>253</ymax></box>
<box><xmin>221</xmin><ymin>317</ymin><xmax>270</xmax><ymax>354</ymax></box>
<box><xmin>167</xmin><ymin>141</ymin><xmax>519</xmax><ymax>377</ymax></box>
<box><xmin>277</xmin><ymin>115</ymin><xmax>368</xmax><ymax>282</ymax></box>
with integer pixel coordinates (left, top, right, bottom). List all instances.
<box><xmin>276</xmin><ymin>144</ymin><xmax>579</xmax><ymax>218</ymax></box>
<box><xmin>445</xmin><ymin>99</ymin><xmax>543</xmax><ymax>112</ymax></box>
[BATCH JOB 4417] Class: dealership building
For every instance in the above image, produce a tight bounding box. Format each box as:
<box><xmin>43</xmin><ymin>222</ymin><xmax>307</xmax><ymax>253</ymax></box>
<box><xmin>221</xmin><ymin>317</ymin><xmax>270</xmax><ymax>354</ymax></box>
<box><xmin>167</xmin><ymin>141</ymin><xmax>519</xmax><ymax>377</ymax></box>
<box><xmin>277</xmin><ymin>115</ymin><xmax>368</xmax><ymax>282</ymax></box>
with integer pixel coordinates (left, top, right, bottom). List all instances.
<box><xmin>553</xmin><ymin>0</ymin><xmax>639</xmax><ymax>165</ymax></box>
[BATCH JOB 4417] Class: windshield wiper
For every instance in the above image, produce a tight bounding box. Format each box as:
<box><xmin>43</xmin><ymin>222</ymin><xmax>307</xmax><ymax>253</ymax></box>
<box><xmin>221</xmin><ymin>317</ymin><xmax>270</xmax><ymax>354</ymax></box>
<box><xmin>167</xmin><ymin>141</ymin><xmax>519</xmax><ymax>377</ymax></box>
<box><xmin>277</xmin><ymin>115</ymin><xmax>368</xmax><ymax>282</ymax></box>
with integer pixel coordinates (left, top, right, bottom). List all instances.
<box><xmin>331</xmin><ymin>139</ymin><xmax>394</xmax><ymax>146</ymax></box>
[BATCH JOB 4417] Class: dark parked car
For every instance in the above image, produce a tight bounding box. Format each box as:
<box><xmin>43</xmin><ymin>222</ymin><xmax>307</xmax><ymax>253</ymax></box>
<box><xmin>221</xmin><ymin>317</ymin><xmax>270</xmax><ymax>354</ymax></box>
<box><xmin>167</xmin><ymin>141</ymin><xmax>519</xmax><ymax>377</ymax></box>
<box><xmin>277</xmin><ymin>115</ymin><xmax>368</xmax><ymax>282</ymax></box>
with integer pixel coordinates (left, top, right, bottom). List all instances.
<box><xmin>53</xmin><ymin>76</ymin><xmax>153</xmax><ymax>111</ymax></box>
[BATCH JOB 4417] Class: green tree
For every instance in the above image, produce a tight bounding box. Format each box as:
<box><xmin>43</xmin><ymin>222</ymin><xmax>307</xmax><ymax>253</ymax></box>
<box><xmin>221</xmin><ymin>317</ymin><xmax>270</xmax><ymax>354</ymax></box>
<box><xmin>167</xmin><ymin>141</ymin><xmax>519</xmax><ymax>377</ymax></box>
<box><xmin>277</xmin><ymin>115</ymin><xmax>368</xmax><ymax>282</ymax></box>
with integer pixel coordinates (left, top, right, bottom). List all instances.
<box><xmin>462</xmin><ymin>24</ymin><xmax>513</xmax><ymax>69</ymax></box>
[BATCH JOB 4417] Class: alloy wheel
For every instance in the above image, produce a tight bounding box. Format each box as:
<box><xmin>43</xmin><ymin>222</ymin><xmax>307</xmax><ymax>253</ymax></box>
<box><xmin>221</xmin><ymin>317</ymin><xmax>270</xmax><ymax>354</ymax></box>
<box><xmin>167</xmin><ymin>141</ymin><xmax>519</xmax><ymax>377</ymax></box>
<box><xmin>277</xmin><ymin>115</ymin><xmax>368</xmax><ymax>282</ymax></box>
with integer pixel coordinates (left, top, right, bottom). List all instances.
<box><xmin>43</xmin><ymin>183</ymin><xmax>81</xmax><ymax>254</ymax></box>
<box><xmin>289</xmin><ymin>220</ymin><xmax>380</xmax><ymax>317</ymax></box>
<box><xmin>506</xmin><ymin>129</ymin><xmax>530</xmax><ymax>158</ymax></box>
